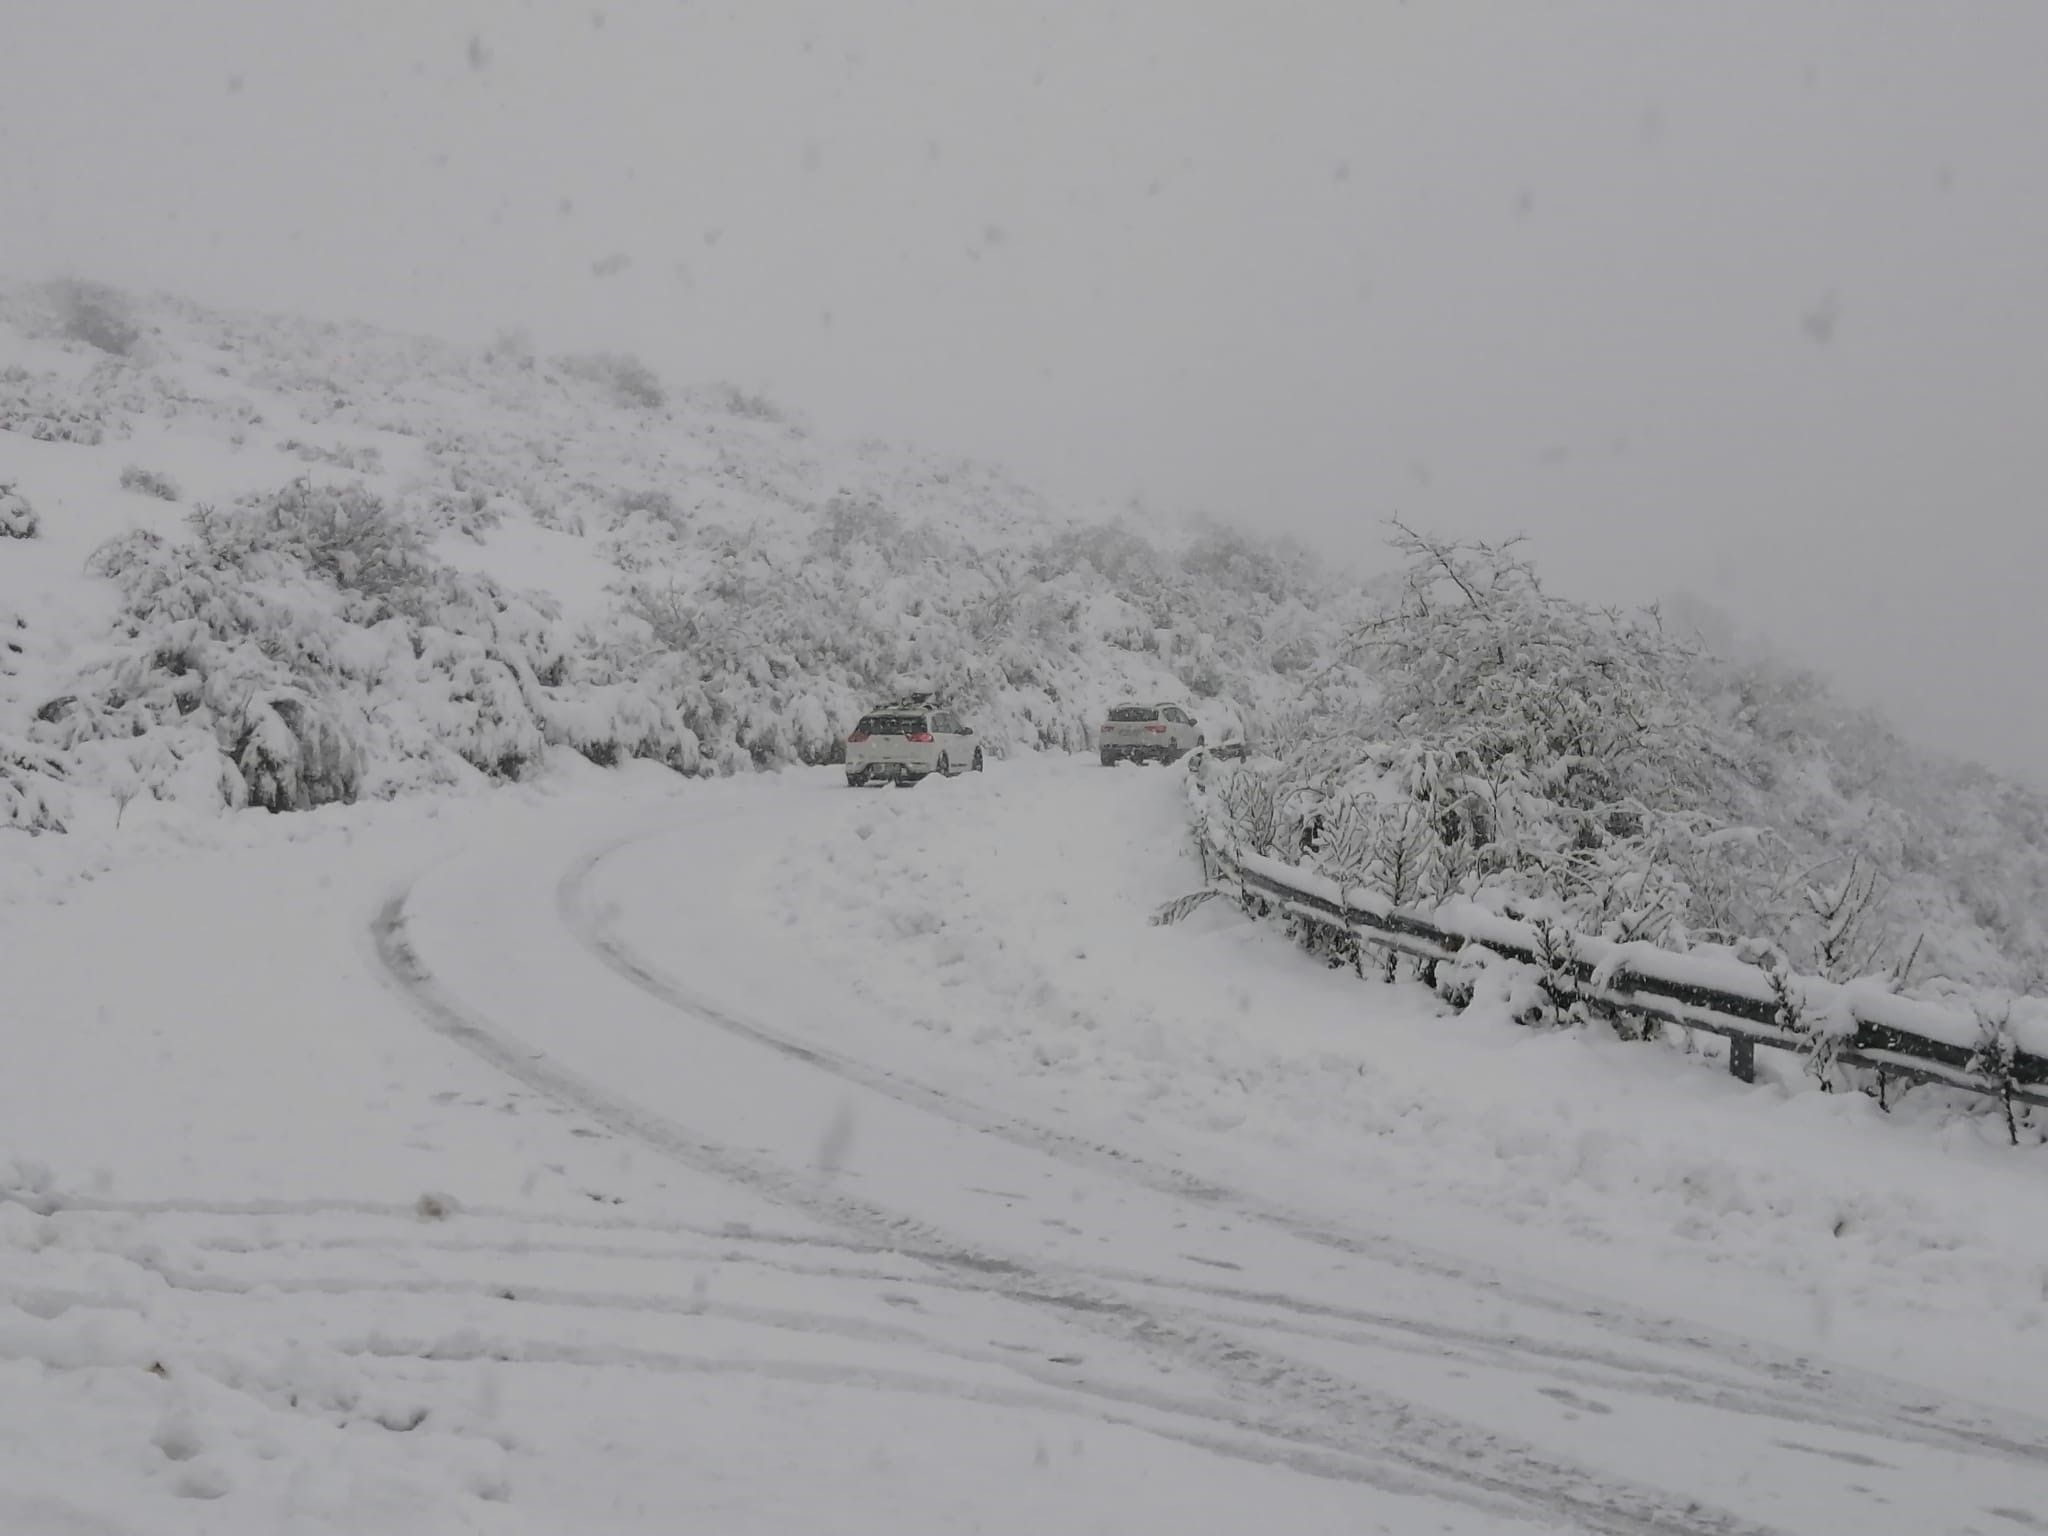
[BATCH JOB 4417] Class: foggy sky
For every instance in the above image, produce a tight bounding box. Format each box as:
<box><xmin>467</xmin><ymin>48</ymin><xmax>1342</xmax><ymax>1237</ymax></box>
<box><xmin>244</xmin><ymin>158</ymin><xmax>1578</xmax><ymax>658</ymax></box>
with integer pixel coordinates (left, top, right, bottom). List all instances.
<box><xmin>8</xmin><ymin>2</ymin><xmax>2046</xmax><ymax>780</ymax></box>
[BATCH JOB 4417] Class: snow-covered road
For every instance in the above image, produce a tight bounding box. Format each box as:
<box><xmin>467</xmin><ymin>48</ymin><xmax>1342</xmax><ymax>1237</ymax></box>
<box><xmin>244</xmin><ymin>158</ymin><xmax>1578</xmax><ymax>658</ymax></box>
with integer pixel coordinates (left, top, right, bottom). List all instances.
<box><xmin>6</xmin><ymin>757</ymin><xmax>2048</xmax><ymax>1533</ymax></box>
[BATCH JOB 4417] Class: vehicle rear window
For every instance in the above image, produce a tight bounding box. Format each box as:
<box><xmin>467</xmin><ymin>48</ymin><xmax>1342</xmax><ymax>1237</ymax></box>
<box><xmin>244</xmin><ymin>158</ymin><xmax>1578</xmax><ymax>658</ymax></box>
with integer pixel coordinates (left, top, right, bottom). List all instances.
<box><xmin>1108</xmin><ymin>706</ymin><xmax>1159</xmax><ymax>722</ymax></box>
<box><xmin>857</xmin><ymin>714</ymin><xmax>925</xmax><ymax>735</ymax></box>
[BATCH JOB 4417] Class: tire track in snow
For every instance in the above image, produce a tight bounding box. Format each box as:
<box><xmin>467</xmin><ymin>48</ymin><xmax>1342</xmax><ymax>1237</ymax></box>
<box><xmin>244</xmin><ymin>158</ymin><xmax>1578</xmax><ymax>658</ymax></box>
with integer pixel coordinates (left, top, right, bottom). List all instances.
<box><xmin>127</xmin><ymin>1259</ymin><xmax>1170</xmax><ymax>1396</ymax></box>
<box><xmin>135</xmin><ymin>1223</ymin><xmax>2019</xmax><ymax>1458</ymax></box>
<box><xmin>331</xmin><ymin>1332</ymin><xmax>1524</xmax><ymax>1497</ymax></box>
<box><xmin>30</xmin><ymin>1200</ymin><xmax>1914</xmax><ymax>1487</ymax></box>
<box><xmin>151</xmin><ymin>1254</ymin><xmax>1759</xmax><ymax>1497</ymax></box>
<box><xmin>14</xmin><ymin>1190</ymin><xmax>887</xmax><ymax>1258</ymax></box>
<box><xmin>372</xmin><ymin>876</ymin><xmax>1782</xmax><ymax>1536</ymax></box>
<box><xmin>124</xmin><ymin>1237</ymin><xmax>2004</xmax><ymax>1462</ymax></box>
<box><xmin>564</xmin><ymin>824</ymin><xmax>2048</xmax><ymax>1474</ymax></box>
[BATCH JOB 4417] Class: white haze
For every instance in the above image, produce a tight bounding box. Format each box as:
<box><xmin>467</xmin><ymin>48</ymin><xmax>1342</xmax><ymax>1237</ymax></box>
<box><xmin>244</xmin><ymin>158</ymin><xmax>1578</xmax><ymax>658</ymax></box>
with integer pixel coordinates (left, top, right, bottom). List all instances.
<box><xmin>7</xmin><ymin>1</ymin><xmax>2045</xmax><ymax>780</ymax></box>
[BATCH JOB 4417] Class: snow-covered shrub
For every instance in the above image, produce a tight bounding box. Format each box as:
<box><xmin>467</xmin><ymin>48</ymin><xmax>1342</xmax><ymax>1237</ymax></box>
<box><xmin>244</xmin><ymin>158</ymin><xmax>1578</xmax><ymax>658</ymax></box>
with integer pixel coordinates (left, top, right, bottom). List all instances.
<box><xmin>1801</xmin><ymin>855</ymin><xmax>1888</xmax><ymax>981</ymax></box>
<box><xmin>1967</xmin><ymin>1003</ymin><xmax>2029</xmax><ymax>1144</ymax></box>
<box><xmin>1527</xmin><ymin>913</ymin><xmax>1587</xmax><ymax>1029</ymax></box>
<box><xmin>119</xmin><ymin>464</ymin><xmax>181</xmax><ymax>501</ymax></box>
<box><xmin>1</xmin><ymin>743</ymin><xmax>67</xmax><ymax>833</ymax></box>
<box><xmin>556</xmin><ymin>350</ymin><xmax>666</xmax><ymax>410</ymax></box>
<box><xmin>279</xmin><ymin>438</ymin><xmax>384</xmax><ymax>474</ymax></box>
<box><xmin>234</xmin><ymin>690</ymin><xmax>362</xmax><ymax>812</ymax></box>
<box><xmin>1364</xmin><ymin>802</ymin><xmax>1436</xmax><ymax>908</ymax></box>
<box><xmin>539</xmin><ymin>676</ymin><xmax>701</xmax><ymax>773</ymax></box>
<box><xmin>713</xmin><ymin>383</ymin><xmax>790</xmax><ymax>424</ymax></box>
<box><xmin>609</xmin><ymin>486</ymin><xmax>688</xmax><ymax>548</ymax></box>
<box><xmin>4</xmin><ymin>610</ymin><xmax>68</xmax><ymax>833</ymax></box>
<box><xmin>398</xmin><ymin>627</ymin><xmax>548</xmax><ymax>781</ymax></box>
<box><xmin>1435</xmin><ymin>944</ymin><xmax>1548</xmax><ymax>1024</ymax></box>
<box><xmin>0</xmin><ymin>483</ymin><xmax>36</xmax><ymax>539</ymax></box>
<box><xmin>43</xmin><ymin>481</ymin><xmax>594</xmax><ymax>809</ymax></box>
<box><xmin>0</xmin><ymin>370</ymin><xmax>120</xmax><ymax>445</ymax></box>
<box><xmin>63</xmin><ymin>359</ymin><xmax>214</xmax><ymax>433</ymax></box>
<box><xmin>200</xmin><ymin>479</ymin><xmax>428</xmax><ymax>607</ymax></box>
<box><xmin>43</xmin><ymin>277</ymin><xmax>142</xmax><ymax>357</ymax></box>
<box><xmin>483</xmin><ymin>327</ymin><xmax>537</xmax><ymax>373</ymax></box>
<box><xmin>1245</xmin><ymin>525</ymin><xmax>1773</xmax><ymax>960</ymax></box>
<box><xmin>1216</xmin><ymin>766</ymin><xmax>1284</xmax><ymax>859</ymax></box>
<box><xmin>1182</xmin><ymin>526</ymin><xmax>1294</xmax><ymax>604</ymax></box>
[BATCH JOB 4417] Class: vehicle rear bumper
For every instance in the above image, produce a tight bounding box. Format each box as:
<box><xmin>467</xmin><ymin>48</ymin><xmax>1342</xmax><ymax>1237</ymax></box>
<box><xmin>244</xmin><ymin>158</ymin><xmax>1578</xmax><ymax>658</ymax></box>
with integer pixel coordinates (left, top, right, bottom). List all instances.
<box><xmin>847</xmin><ymin>761</ymin><xmax>933</xmax><ymax>783</ymax></box>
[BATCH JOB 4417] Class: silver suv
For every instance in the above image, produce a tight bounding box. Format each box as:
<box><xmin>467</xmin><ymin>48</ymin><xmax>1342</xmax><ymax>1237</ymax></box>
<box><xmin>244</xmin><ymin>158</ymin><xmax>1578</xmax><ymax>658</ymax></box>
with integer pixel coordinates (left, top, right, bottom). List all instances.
<box><xmin>845</xmin><ymin>698</ymin><xmax>985</xmax><ymax>786</ymax></box>
<box><xmin>1099</xmin><ymin>702</ymin><xmax>1202</xmax><ymax>765</ymax></box>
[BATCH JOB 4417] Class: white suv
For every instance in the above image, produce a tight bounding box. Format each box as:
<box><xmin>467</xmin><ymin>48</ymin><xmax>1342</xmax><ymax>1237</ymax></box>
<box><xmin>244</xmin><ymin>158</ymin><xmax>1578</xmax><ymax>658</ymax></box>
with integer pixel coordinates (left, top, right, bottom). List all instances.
<box><xmin>1099</xmin><ymin>703</ymin><xmax>1202</xmax><ymax>765</ymax></box>
<box><xmin>845</xmin><ymin>699</ymin><xmax>985</xmax><ymax>787</ymax></box>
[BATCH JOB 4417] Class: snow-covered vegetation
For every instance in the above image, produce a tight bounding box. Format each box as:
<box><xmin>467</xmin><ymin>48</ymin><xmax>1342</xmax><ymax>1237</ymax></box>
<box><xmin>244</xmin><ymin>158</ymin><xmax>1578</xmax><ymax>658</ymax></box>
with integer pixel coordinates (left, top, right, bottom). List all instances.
<box><xmin>0</xmin><ymin>482</ymin><xmax>34</xmax><ymax>539</ymax></box>
<box><xmin>1201</xmin><ymin>523</ymin><xmax>2048</xmax><ymax>1011</ymax></box>
<box><xmin>0</xmin><ymin>281</ymin><xmax>1345</xmax><ymax>835</ymax></box>
<box><xmin>118</xmin><ymin>462</ymin><xmax>181</xmax><ymax>501</ymax></box>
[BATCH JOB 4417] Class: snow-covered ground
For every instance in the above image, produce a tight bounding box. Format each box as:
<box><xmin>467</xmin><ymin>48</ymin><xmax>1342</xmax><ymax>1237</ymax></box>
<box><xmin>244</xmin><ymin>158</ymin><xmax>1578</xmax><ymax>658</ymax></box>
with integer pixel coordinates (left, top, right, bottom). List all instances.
<box><xmin>6</xmin><ymin>753</ymin><xmax>2048</xmax><ymax>1533</ymax></box>
<box><xmin>6</xmin><ymin>283</ymin><xmax>2048</xmax><ymax>1533</ymax></box>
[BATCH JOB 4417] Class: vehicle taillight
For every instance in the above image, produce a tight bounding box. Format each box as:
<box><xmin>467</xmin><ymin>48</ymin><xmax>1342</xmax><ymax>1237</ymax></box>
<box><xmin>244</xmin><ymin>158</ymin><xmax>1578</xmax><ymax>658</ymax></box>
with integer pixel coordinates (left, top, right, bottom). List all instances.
<box><xmin>1145</xmin><ymin>723</ymin><xmax>1167</xmax><ymax>733</ymax></box>
<box><xmin>848</xmin><ymin>731</ymin><xmax>870</xmax><ymax>744</ymax></box>
<box><xmin>906</xmin><ymin>731</ymin><xmax>934</xmax><ymax>743</ymax></box>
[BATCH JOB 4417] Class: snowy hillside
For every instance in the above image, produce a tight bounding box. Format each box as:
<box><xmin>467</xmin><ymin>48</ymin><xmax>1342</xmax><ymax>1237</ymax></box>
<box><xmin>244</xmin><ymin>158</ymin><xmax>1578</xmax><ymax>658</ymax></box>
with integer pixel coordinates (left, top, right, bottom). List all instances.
<box><xmin>9</xmin><ymin>279</ymin><xmax>2046</xmax><ymax>1000</ymax></box>
<box><xmin>0</xmin><ymin>278</ymin><xmax>1349</xmax><ymax>844</ymax></box>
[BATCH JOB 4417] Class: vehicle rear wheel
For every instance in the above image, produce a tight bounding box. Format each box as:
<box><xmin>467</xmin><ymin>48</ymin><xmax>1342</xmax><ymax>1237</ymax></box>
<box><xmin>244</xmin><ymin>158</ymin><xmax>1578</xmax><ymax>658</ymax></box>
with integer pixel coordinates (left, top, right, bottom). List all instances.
<box><xmin>845</xmin><ymin>771</ymin><xmax>866</xmax><ymax>788</ymax></box>
<box><xmin>972</xmin><ymin>748</ymin><xmax>984</xmax><ymax>772</ymax></box>
<box><xmin>1100</xmin><ymin>750</ymin><xmax>1115</xmax><ymax>767</ymax></box>
<box><xmin>936</xmin><ymin>754</ymin><xmax>951</xmax><ymax>778</ymax></box>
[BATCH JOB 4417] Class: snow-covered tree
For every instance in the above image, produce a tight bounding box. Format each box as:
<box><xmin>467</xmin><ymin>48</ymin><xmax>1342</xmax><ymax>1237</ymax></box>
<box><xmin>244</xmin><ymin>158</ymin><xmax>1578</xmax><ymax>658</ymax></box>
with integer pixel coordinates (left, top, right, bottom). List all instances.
<box><xmin>1211</xmin><ymin>520</ymin><xmax>2048</xmax><ymax>996</ymax></box>
<box><xmin>1269</xmin><ymin>522</ymin><xmax>1746</xmax><ymax>940</ymax></box>
<box><xmin>0</xmin><ymin>482</ymin><xmax>35</xmax><ymax>539</ymax></box>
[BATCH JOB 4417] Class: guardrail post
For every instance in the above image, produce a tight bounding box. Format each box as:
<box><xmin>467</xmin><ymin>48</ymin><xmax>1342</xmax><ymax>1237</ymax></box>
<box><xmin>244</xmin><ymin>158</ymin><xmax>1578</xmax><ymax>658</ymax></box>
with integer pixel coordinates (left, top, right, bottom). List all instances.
<box><xmin>1729</xmin><ymin>1037</ymin><xmax>1756</xmax><ymax>1084</ymax></box>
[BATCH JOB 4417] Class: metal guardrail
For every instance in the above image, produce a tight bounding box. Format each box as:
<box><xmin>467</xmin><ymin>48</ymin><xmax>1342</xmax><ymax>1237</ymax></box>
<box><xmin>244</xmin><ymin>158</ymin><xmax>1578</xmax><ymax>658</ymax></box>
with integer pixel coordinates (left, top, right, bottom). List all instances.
<box><xmin>1188</xmin><ymin>770</ymin><xmax>2048</xmax><ymax>1115</ymax></box>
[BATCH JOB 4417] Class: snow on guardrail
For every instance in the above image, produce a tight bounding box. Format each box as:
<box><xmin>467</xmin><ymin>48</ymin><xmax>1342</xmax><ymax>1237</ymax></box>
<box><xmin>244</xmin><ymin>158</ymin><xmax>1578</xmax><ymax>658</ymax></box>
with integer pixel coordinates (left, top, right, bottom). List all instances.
<box><xmin>1183</xmin><ymin>755</ymin><xmax>2048</xmax><ymax>1132</ymax></box>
